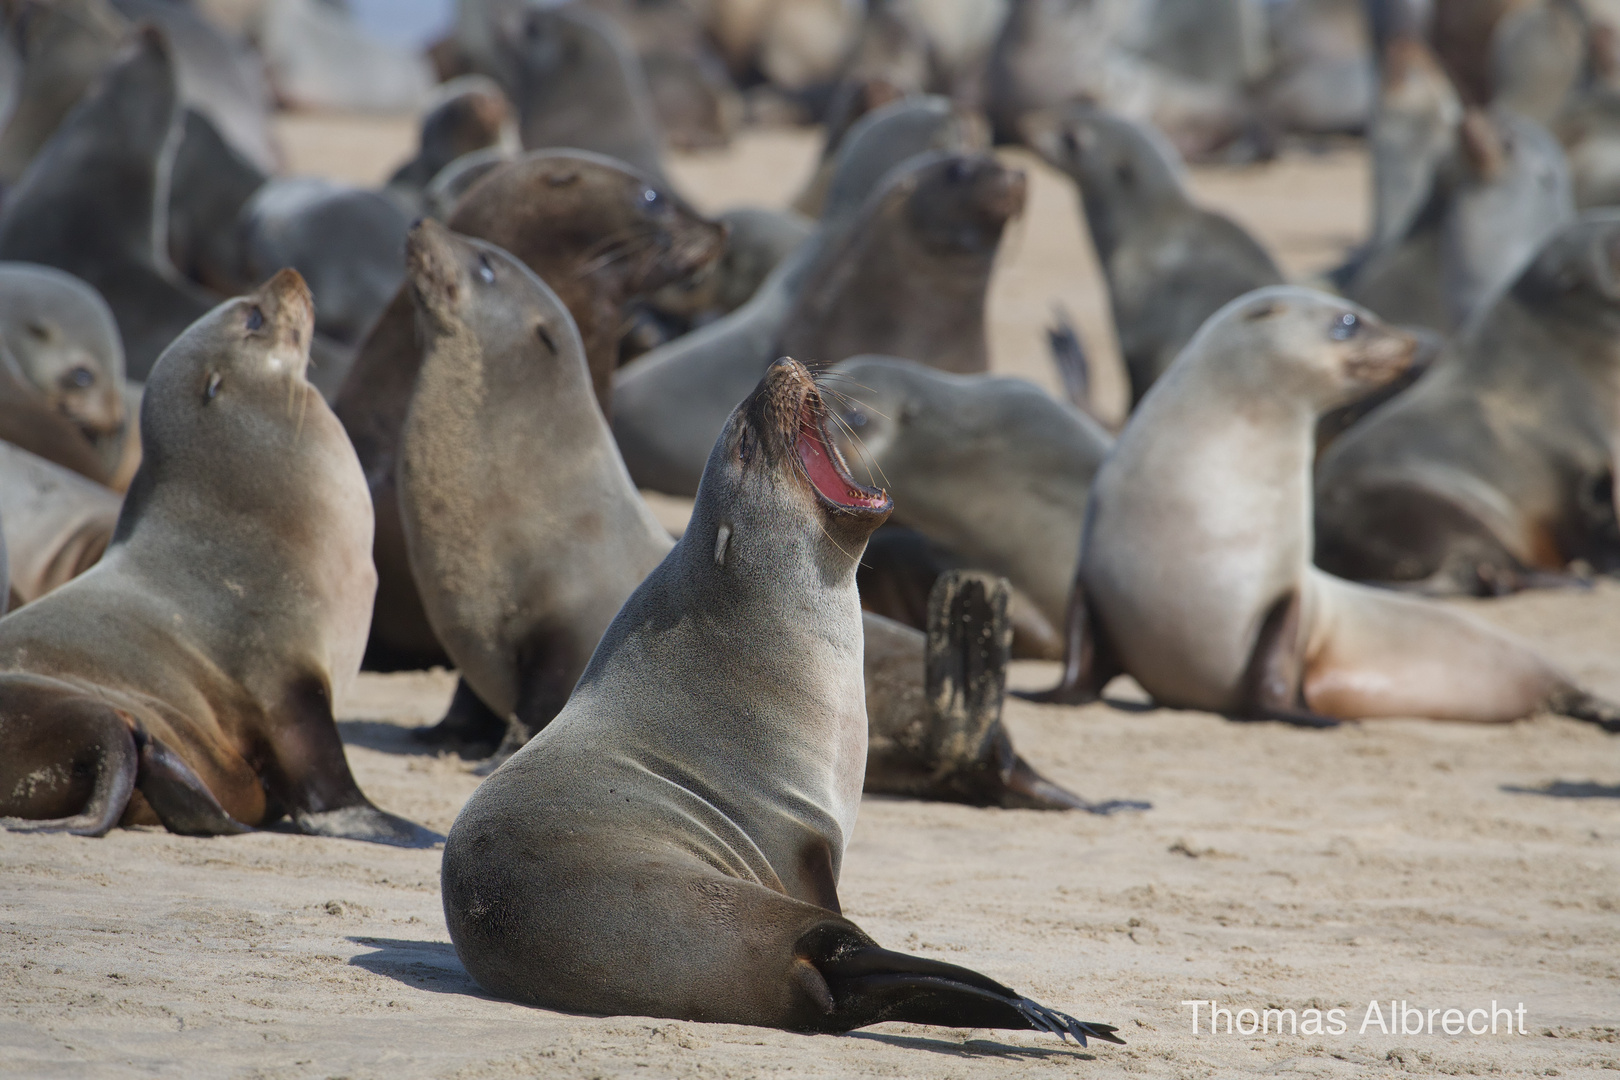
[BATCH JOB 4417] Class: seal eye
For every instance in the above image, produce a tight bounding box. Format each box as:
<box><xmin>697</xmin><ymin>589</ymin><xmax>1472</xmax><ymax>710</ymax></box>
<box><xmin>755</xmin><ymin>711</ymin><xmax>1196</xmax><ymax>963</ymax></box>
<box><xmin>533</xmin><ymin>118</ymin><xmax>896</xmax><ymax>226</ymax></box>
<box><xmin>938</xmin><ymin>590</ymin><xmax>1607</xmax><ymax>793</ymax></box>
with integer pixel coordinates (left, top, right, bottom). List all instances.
<box><xmin>1329</xmin><ymin>312</ymin><xmax>1360</xmax><ymax>341</ymax></box>
<box><xmin>204</xmin><ymin>372</ymin><xmax>222</xmax><ymax>401</ymax></box>
<box><xmin>535</xmin><ymin>322</ymin><xmax>557</xmax><ymax>352</ymax></box>
<box><xmin>62</xmin><ymin>365</ymin><xmax>95</xmax><ymax>389</ymax></box>
<box><xmin>477</xmin><ymin>254</ymin><xmax>496</xmax><ymax>284</ymax></box>
<box><xmin>736</xmin><ymin>427</ymin><xmax>753</xmax><ymax>464</ymax></box>
<box><xmin>847</xmin><ymin>408</ymin><xmax>867</xmax><ymax>428</ymax></box>
<box><xmin>947</xmin><ymin>158</ymin><xmax>971</xmax><ymax>183</ymax></box>
<box><xmin>245</xmin><ymin>306</ymin><xmax>264</xmax><ymax>332</ymax></box>
<box><xmin>26</xmin><ymin>321</ymin><xmax>50</xmax><ymax>342</ymax></box>
<box><xmin>642</xmin><ymin>187</ymin><xmax>663</xmax><ymax>208</ymax></box>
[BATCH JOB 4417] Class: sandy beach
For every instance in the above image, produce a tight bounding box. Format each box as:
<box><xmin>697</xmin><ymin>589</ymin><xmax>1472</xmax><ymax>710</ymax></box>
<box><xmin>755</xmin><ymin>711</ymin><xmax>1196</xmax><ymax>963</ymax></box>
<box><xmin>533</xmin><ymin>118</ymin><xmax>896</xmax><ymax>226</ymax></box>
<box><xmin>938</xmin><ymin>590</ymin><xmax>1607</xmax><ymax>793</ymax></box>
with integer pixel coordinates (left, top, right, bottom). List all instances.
<box><xmin>1</xmin><ymin>120</ymin><xmax>1616</xmax><ymax>1079</ymax></box>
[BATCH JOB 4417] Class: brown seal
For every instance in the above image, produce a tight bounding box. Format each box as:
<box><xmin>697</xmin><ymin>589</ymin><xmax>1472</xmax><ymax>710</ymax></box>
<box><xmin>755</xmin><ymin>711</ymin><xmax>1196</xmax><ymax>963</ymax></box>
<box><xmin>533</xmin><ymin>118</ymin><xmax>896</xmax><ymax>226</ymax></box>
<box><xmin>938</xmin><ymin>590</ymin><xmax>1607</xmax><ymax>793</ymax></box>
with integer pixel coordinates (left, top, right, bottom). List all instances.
<box><xmin>1025</xmin><ymin>285</ymin><xmax>1620</xmax><ymax>731</ymax></box>
<box><xmin>437</xmin><ymin>352</ymin><xmax>1128</xmax><ymax>1039</ymax></box>
<box><xmin>0</xmin><ymin>270</ymin><xmax>439</xmax><ymax>843</ymax></box>
<box><xmin>333</xmin><ymin>151</ymin><xmax>723</xmax><ymax>671</ymax></box>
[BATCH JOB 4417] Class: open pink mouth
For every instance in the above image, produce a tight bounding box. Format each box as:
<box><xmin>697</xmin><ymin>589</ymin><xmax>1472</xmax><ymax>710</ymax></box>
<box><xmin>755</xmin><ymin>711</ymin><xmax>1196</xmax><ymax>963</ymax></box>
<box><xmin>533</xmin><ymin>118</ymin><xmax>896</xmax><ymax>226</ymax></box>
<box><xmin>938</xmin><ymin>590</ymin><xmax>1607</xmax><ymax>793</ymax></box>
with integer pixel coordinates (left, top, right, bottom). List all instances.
<box><xmin>796</xmin><ymin>409</ymin><xmax>889</xmax><ymax>512</ymax></box>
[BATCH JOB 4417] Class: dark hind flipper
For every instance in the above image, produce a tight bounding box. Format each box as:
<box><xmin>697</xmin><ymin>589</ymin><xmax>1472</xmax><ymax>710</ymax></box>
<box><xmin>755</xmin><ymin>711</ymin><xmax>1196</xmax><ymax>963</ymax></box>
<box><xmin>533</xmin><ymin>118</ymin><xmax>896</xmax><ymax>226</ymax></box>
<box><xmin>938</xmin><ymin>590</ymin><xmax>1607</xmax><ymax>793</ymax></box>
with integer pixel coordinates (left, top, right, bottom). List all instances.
<box><xmin>412</xmin><ymin>677</ymin><xmax>507</xmax><ymax>759</ymax></box>
<box><xmin>803</xmin><ymin>935</ymin><xmax>1124</xmax><ymax>1046</ymax></box>
<box><xmin>925</xmin><ymin>573</ymin><xmax>1149</xmax><ymax>813</ymax></box>
<box><xmin>1013</xmin><ymin>583</ymin><xmax>1121</xmax><ymax>706</ymax></box>
<box><xmin>133</xmin><ymin>731</ymin><xmax>253</xmax><ymax>836</ymax></box>
<box><xmin>269</xmin><ymin>675</ymin><xmax>444</xmax><ymax>847</ymax></box>
<box><xmin>1545</xmin><ymin>687</ymin><xmax>1620</xmax><ymax>734</ymax></box>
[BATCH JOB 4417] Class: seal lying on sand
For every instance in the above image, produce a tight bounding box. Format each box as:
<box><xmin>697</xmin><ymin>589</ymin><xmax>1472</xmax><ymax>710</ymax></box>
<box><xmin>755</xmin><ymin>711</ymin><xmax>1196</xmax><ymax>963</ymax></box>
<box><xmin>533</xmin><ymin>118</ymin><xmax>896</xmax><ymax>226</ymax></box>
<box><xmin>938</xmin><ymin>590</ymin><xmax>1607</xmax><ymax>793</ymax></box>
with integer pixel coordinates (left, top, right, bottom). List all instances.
<box><xmin>0</xmin><ymin>270</ymin><xmax>439</xmax><ymax>843</ymax></box>
<box><xmin>1317</xmin><ymin>212</ymin><xmax>1620</xmax><ymax>595</ymax></box>
<box><xmin>1024</xmin><ymin>285</ymin><xmax>1620</xmax><ymax>730</ymax></box>
<box><xmin>439</xmin><ymin>353</ymin><xmax>1129</xmax><ymax>1038</ymax></box>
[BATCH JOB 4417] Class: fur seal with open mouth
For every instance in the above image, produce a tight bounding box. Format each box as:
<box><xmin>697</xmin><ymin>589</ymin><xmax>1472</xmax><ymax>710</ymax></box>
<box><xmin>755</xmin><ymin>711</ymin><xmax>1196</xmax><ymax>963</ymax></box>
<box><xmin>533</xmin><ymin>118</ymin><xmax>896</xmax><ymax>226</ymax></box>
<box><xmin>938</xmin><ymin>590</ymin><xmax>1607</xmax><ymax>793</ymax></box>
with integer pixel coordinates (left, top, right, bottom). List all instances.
<box><xmin>0</xmin><ymin>270</ymin><xmax>439</xmax><ymax>844</ymax></box>
<box><xmin>439</xmin><ymin>352</ymin><xmax>1129</xmax><ymax>1037</ymax></box>
<box><xmin>1317</xmin><ymin>211</ymin><xmax>1620</xmax><ymax>595</ymax></box>
<box><xmin>1024</xmin><ymin>286</ymin><xmax>1620</xmax><ymax>731</ymax></box>
<box><xmin>0</xmin><ymin>26</ymin><xmax>214</xmax><ymax>381</ymax></box>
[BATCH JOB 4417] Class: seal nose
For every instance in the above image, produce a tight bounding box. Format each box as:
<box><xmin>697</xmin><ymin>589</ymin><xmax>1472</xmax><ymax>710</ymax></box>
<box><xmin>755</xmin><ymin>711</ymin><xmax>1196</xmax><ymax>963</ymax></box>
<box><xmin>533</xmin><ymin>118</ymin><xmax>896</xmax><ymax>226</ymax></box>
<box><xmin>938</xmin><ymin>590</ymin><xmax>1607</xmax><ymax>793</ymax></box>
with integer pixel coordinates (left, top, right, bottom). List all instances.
<box><xmin>404</xmin><ymin>218</ymin><xmax>467</xmax><ymax>321</ymax></box>
<box><xmin>260</xmin><ymin>268</ymin><xmax>314</xmax><ymax>346</ymax></box>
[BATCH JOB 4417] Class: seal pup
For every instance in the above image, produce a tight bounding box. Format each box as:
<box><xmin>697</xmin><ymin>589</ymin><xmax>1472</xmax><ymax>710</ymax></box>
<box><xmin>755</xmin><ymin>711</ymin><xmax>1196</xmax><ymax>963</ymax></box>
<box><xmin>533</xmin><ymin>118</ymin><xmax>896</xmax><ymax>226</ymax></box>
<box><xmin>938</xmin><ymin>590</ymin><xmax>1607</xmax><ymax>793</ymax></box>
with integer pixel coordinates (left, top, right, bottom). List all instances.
<box><xmin>1022</xmin><ymin>103</ymin><xmax>1283</xmax><ymax>407</ymax></box>
<box><xmin>0</xmin><ymin>270</ymin><xmax>440</xmax><ymax>843</ymax></box>
<box><xmin>616</xmin><ymin>150</ymin><xmax>1025</xmax><ymax>496</ymax></box>
<box><xmin>0</xmin><ymin>441</ymin><xmax>118</xmax><ymax>609</ymax></box>
<box><xmin>1024</xmin><ymin>286</ymin><xmax>1620</xmax><ymax>730</ymax></box>
<box><xmin>1317</xmin><ymin>211</ymin><xmax>1620</xmax><ymax>594</ymax></box>
<box><xmin>825</xmin><ymin>354</ymin><xmax>1111</xmax><ymax>644</ymax></box>
<box><xmin>439</xmin><ymin>353</ymin><xmax>1129</xmax><ymax>1039</ymax></box>
<box><xmin>398</xmin><ymin>221</ymin><xmax>1100</xmax><ymax>810</ymax></box>
<box><xmin>0</xmin><ymin>262</ymin><xmax>127</xmax><ymax>483</ymax></box>
<box><xmin>0</xmin><ymin>27</ymin><xmax>213</xmax><ymax>381</ymax></box>
<box><xmin>334</xmin><ymin>152</ymin><xmax>723</xmax><ymax>671</ymax></box>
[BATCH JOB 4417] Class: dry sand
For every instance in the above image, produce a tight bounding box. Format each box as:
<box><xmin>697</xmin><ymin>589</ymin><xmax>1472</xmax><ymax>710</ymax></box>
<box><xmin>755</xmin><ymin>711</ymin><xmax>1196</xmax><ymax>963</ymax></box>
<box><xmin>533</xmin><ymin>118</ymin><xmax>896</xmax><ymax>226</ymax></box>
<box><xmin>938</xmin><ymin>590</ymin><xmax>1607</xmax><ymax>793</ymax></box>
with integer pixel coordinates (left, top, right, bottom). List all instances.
<box><xmin>2</xmin><ymin>121</ymin><xmax>1616</xmax><ymax>1080</ymax></box>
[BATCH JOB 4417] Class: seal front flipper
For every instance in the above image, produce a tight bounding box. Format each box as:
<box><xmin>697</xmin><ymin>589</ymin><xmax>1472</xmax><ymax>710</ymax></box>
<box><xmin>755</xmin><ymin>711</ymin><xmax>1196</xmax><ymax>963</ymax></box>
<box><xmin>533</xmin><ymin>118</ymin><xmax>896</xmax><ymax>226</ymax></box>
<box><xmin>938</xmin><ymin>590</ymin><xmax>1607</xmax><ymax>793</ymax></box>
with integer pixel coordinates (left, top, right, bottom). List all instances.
<box><xmin>1013</xmin><ymin>585</ymin><xmax>1121</xmax><ymax>706</ymax></box>
<box><xmin>1232</xmin><ymin>590</ymin><xmax>1342</xmax><ymax>729</ymax></box>
<box><xmin>800</xmin><ymin>930</ymin><xmax>1125</xmax><ymax>1045</ymax></box>
<box><xmin>270</xmin><ymin>676</ymin><xmax>443</xmax><ymax>848</ymax></box>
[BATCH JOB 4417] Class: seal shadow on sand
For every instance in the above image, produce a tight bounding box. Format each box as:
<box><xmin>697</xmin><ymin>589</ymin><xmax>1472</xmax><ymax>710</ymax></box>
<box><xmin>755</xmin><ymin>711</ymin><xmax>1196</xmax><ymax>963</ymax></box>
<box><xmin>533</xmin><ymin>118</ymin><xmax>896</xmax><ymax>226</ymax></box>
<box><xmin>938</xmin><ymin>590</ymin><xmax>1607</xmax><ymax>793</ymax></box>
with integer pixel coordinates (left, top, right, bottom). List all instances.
<box><xmin>846</xmin><ymin>1029</ymin><xmax>1096</xmax><ymax>1061</ymax></box>
<box><xmin>348</xmin><ymin>937</ymin><xmax>486</xmax><ymax>997</ymax></box>
<box><xmin>1502</xmin><ymin>781</ymin><xmax>1620</xmax><ymax>799</ymax></box>
<box><xmin>336</xmin><ymin>718</ymin><xmax>440</xmax><ymax>756</ymax></box>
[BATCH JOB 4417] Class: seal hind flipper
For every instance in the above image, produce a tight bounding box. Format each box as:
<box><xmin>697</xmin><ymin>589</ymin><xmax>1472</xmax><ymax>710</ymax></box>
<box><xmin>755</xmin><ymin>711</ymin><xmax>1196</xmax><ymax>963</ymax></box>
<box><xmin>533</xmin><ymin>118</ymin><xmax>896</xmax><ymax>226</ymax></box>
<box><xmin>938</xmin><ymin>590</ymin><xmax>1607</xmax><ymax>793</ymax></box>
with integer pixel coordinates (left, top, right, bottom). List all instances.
<box><xmin>1545</xmin><ymin>687</ymin><xmax>1620</xmax><ymax>733</ymax></box>
<box><xmin>132</xmin><ymin>730</ymin><xmax>253</xmax><ymax>836</ymax></box>
<box><xmin>0</xmin><ymin>687</ymin><xmax>138</xmax><ymax>837</ymax></box>
<box><xmin>921</xmin><ymin>571</ymin><xmax>1144</xmax><ymax>812</ymax></box>
<box><xmin>807</xmin><ymin>939</ymin><xmax>1125</xmax><ymax>1045</ymax></box>
<box><xmin>1014</xmin><ymin>585</ymin><xmax>1120</xmax><ymax>705</ymax></box>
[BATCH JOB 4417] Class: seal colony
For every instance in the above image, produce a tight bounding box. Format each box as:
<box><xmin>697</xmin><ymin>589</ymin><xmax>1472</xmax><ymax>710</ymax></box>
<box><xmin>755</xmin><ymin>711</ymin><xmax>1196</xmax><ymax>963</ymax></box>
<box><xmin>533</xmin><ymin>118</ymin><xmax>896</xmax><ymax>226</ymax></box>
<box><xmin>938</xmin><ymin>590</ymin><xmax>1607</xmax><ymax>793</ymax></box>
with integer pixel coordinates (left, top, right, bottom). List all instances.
<box><xmin>4</xmin><ymin>0</ymin><xmax>1620</xmax><ymax>1065</ymax></box>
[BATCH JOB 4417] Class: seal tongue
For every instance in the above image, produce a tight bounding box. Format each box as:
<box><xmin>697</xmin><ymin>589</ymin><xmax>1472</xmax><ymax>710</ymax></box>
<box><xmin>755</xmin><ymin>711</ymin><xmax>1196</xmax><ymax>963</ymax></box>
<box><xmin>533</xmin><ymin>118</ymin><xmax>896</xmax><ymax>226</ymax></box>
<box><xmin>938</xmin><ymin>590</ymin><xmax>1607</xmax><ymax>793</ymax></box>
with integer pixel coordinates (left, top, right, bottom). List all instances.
<box><xmin>797</xmin><ymin>415</ymin><xmax>887</xmax><ymax>510</ymax></box>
